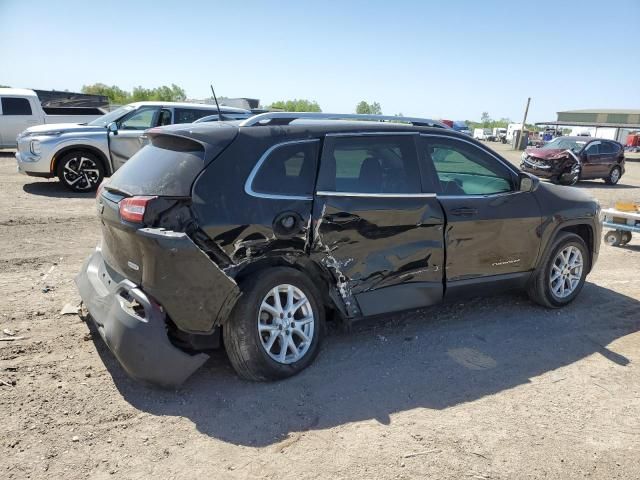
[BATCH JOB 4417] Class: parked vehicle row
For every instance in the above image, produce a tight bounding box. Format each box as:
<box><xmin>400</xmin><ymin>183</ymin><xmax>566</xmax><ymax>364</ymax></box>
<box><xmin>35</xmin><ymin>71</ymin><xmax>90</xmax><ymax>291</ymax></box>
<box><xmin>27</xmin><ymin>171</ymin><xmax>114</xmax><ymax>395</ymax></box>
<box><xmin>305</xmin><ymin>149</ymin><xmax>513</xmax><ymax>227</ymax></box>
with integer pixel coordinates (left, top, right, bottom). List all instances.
<box><xmin>75</xmin><ymin>112</ymin><xmax>601</xmax><ymax>386</ymax></box>
<box><xmin>14</xmin><ymin>101</ymin><xmax>251</xmax><ymax>191</ymax></box>
<box><xmin>0</xmin><ymin>88</ymin><xmax>105</xmax><ymax>148</ymax></box>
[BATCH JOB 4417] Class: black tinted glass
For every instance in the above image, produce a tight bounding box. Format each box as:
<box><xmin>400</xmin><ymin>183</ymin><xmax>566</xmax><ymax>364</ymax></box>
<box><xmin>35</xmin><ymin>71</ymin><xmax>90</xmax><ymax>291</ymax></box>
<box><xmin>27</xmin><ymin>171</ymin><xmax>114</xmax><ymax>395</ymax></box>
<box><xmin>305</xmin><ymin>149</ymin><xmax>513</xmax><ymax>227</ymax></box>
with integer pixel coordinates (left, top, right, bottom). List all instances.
<box><xmin>108</xmin><ymin>136</ymin><xmax>205</xmax><ymax>196</ymax></box>
<box><xmin>585</xmin><ymin>143</ymin><xmax>600</xmax><ymax>155</ymax></box>
<box><xmin>174</xmin><ymin>109</ymin><xmax>212</xmax><ymax>124</ymax></box>
<box><xmin>252</xmin><ymin>141</ymin><xmax>319</xmax><ymax>197</ymax></box>
<box><xmin>318</xmin><ymin>135</ymin><xmax>421</xmax><ymax>193</ymax></box>
<box><xmin>2</xmin><ymin>97</ymin><xmax>32</xmax><ymax>115</ymax></box>
<box><xmin>600</xmin><ymin>142</ymin><xmax>616</xmax><ymax>154</ymax></box>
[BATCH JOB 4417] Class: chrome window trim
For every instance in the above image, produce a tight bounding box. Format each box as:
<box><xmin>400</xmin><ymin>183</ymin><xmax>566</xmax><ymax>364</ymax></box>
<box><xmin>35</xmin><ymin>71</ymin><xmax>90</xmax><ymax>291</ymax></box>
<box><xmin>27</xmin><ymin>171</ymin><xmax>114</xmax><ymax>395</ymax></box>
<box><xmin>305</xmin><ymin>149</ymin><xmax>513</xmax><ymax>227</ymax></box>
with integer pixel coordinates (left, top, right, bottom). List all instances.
<box><xmin>244</xmin><ymin>139</ymin><xmax>319</xmax><ymax>201</ymax></box>
<box><xmin>325</xmin><ymin>131</ymin><xmax>419</xmax><ymax>137</ymax></box>
<box><xmin>317</xmin><ymin>191</ymin><xmax>436</xmax><ymax>198</ymax></box>
<box><xmin>436</xmin><ymin>191</ymin><xmax>524</xmax><ymax>200</ymax></box>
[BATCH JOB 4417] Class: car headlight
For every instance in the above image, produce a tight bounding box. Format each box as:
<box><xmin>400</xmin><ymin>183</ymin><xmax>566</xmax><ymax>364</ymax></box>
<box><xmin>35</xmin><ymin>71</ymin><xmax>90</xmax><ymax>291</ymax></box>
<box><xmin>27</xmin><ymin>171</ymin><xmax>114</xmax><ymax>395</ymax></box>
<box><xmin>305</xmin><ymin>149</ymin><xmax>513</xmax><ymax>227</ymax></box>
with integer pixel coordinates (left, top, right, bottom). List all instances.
<box><xmin>30</xmin><ymin>140</ymin><xmax>41</xmax><ymax>155</ymax></box>
<box><xmin>521</xmin><ymin>152</ymin><xmax>528</xmax><ymax>161</ymax></box>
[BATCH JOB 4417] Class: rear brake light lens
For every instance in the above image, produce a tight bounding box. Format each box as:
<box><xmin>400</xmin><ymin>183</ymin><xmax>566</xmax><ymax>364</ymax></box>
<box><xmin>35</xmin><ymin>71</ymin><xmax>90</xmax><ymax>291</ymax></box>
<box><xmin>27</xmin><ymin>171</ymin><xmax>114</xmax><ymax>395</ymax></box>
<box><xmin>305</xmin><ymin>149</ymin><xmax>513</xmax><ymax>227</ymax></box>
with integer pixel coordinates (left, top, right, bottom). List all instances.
<box><xmin>119</xmin><ymin>196</ymin><xmax>156</xmax><ymax>223</ymax></box>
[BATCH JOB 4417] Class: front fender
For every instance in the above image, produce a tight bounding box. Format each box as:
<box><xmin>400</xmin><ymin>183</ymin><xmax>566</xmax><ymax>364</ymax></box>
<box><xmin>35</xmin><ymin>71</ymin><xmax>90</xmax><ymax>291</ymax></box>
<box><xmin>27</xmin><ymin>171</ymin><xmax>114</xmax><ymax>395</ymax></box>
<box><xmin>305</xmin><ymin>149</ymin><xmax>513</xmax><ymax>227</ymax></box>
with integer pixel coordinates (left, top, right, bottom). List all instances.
<box><xmin>48</xmin><ymin>134</ymin><xmax>111</xmax><ymax>174</ymax></box>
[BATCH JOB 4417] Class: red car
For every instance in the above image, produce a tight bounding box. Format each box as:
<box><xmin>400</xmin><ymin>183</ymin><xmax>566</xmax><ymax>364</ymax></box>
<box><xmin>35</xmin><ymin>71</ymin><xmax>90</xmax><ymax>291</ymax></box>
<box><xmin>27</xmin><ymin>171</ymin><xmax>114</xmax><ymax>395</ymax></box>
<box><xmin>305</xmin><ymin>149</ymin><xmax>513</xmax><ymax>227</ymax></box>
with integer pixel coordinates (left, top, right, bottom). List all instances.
<box><xmin>520</xmin><ymin>136</ymin><xmax>625</xmax><ymax>185</ymax></box>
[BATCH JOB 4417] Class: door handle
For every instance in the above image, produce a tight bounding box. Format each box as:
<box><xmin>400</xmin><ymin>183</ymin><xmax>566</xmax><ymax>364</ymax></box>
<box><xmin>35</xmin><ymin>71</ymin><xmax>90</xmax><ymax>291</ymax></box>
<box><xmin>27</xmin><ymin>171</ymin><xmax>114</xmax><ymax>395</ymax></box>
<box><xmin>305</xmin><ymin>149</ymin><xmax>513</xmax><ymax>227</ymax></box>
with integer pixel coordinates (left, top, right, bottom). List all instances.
<box><xmin>450</xmin><ymin>207</ymin><xmax>478</xmax><ymax>217</ymax></box>
<box><xmin>325</xmin><ymin>212</ymin><xmax>359</xmax><ymax>224</ymax></box>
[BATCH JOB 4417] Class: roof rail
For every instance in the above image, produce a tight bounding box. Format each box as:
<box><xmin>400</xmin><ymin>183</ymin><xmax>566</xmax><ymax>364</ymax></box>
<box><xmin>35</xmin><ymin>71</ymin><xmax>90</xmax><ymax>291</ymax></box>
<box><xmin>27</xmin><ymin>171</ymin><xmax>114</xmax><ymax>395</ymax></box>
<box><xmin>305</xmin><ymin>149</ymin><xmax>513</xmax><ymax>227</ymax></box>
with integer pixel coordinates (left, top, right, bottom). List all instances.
<box><xmin>238</xmin><ymin>112</ymin><xmax>447</xmax><ymax>128</ymax></box>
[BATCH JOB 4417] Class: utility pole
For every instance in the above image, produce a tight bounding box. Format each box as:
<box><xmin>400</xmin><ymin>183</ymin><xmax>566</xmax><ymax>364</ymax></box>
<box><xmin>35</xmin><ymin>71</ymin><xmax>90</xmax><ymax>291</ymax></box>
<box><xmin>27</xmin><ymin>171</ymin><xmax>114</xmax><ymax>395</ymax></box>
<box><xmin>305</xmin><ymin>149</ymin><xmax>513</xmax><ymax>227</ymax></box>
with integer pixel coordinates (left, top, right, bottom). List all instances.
<box><xmin>515</xmin><ymin>97</ymin><xmax>531</xmax><ymax>150</ymax></box>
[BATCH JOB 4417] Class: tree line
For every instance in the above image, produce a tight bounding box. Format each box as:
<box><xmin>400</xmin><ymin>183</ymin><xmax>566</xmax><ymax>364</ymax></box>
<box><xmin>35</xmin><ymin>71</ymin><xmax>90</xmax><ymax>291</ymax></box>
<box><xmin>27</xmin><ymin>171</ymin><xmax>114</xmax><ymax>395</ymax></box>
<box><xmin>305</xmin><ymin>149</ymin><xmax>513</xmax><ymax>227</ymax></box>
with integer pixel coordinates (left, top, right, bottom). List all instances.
<box><xmin>80</xmin><ymin>86</ymin><xmax>539</xmax><ymax>130</ymax></box>
<box><xmin>81</xmin><ymin>83</ymin><xmax>187</xmax><ymax>104</ymax></box>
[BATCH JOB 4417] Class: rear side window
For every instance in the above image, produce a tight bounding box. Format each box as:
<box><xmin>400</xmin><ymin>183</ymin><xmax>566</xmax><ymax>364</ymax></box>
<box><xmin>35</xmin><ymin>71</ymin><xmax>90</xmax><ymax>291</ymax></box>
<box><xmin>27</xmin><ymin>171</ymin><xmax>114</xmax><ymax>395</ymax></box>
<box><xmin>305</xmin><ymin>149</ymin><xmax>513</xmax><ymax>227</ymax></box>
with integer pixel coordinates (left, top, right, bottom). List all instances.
<box><xmin>174</xmin><ymin>108</ymin><xmax>212</xmax><ymax>124</ymax></box>
<box><xmin>249</xmin><ymin>140</ymin><xmax>319</xmax><ymax>198</ymax></box>
<box><xmin>600</xmin><ymin>142</ymin><xmax>618</xmax><ymax>154</ymax></box>
<box><xmin>317</xmin><ymin>135</ymin><xmax>421</xmax><ymax>193</ymax></box>
<box><xmin>1</xmin><ymin>97</ymin><xmax>32</xmax><ymax>115</ymax></box>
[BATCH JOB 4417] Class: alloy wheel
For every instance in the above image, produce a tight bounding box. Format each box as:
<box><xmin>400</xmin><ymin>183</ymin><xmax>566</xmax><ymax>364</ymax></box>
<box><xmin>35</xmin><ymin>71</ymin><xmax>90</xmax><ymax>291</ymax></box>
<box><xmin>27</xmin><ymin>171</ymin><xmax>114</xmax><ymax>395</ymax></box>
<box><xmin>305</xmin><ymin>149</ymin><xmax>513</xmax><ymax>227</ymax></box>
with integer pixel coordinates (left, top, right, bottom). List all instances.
<box><xmin>62</xmin><ymin>156</ymin><xmax>101</xmax><ymax>191</ymax></box>
<box><xmin>257</xmin><ymin>284</ymin><xmax>315</xmax><ymax>364</ymax></box>
<box><xmin>549</xmin><ymin>245</ymin><xmax>583</xmax><ymax>298</ymax></box>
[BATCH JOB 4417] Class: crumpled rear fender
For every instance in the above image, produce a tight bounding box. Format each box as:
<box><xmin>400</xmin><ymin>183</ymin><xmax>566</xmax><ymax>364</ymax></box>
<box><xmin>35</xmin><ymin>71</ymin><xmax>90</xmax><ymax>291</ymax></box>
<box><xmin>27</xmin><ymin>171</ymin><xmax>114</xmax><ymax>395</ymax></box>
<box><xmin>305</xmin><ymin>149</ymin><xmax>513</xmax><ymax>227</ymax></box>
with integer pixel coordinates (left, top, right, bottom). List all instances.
<box><xmin>135</xmin><ymin>228</ymin><xmax>241</xmax><ymax>334</ymax></box>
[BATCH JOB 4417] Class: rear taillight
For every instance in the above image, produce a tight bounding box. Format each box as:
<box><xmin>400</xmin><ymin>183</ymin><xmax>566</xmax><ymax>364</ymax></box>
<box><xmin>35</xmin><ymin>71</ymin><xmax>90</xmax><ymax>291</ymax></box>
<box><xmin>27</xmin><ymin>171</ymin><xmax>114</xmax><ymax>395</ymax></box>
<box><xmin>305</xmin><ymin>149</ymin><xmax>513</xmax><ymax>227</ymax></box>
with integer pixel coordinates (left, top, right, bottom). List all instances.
<box><xmin>119</xmin><ymin>196</ymin><xmax>156</xmax><ymax>223</ymax></box>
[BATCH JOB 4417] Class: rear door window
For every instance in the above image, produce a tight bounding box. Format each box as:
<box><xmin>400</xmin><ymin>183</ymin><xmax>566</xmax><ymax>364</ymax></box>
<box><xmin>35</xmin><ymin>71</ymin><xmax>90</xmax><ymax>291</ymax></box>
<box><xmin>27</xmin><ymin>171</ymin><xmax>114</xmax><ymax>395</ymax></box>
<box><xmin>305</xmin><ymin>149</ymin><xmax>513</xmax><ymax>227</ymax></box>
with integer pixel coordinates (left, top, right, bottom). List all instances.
<box><xmin>1</xmin><ymin>97</ymin><xmax>32</xmax><ymax>115</ymax></box>
<box><xmin>174</xmin><ymin>108</ymin><xmax>213</xmax><ymax>124</ymax></box>
<box><xmin>317</xmin><ymin>135</ymin><xmax>421</xmax><ymax>194</ymax></box>
<box><xmin>249</xmin><ymin>140</ymin><xmax>319</xmax><ymax>198</ymax></box>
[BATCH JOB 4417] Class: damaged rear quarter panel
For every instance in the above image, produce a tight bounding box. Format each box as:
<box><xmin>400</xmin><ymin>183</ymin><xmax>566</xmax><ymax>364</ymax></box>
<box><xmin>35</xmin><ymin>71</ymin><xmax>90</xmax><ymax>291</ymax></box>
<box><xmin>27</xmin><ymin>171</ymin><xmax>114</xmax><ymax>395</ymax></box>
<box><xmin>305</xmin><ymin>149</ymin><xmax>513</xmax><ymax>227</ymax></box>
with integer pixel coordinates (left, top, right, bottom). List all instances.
<box><xmin>191</xmin><ymin>129</ymin><xmax>317</xmax><ymax>268</ymax></box>
<box><xmin>135</xmin><ymin>228</ymin><xmax>240</xmax><ymax>333</ymax></box>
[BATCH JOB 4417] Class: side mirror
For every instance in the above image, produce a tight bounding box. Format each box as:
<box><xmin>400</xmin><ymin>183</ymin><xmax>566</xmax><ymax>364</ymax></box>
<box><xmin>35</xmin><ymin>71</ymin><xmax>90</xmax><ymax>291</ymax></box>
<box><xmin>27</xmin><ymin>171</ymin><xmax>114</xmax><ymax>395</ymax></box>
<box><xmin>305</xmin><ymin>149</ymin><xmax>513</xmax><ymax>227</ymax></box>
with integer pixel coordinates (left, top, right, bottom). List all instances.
<box><xmin>107</xmin><ymin>122</ymin><xmax>118</xmax><ymax>135</ymax></box>
<box><xmin>519</xmin><ymin>172</ymin><xmax>537</xmax><ymax>192</ymax></box>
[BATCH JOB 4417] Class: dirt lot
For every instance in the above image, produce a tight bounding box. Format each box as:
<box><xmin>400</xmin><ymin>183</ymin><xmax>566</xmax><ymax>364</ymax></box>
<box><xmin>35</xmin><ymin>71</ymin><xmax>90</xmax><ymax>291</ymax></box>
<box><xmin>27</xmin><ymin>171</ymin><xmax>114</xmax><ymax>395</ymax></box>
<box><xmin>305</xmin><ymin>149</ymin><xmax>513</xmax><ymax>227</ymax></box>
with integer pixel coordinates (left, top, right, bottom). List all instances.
<box><xmin>1</xmin><ymin>143</ymin><xmax>639</xmax><ymax>480</ymax></box>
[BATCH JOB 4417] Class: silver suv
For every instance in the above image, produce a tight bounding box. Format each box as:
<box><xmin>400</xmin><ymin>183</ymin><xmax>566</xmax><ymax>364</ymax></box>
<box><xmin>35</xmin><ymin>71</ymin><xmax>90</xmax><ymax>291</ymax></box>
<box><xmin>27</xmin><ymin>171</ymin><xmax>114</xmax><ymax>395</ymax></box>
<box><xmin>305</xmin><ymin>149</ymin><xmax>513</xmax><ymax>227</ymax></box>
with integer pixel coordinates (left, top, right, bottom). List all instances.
<box><xmin>15</xmin><ymin>102</ymin><xmax>251</xmax><ymax>192</ymax></box>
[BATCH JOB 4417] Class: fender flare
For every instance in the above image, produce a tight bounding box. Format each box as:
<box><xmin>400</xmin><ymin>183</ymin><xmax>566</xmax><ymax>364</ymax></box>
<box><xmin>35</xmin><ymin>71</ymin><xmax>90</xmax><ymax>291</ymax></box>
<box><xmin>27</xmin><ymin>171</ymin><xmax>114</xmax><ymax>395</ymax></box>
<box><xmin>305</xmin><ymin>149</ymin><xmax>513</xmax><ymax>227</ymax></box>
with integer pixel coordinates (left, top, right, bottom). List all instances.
<box><xmin>51</xmin><ymin>145</ymin><xmax>112</xmax><ymax>176</ymax></box>
<box><xmin>534</xmin><ymin>219</ymin><xmax>595</xmax><ymax>273</ymax></box>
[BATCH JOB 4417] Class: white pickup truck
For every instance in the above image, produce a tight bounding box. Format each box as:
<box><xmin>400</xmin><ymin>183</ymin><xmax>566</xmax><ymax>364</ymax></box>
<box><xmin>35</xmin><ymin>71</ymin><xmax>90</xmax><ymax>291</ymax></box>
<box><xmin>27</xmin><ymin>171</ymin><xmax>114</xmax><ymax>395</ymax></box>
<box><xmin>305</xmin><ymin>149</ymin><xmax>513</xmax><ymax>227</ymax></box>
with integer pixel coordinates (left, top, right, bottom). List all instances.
<box><xmin>0</xmin><ymin>88</ymin><xmax>104</xmax><ymax>148</ymax></box>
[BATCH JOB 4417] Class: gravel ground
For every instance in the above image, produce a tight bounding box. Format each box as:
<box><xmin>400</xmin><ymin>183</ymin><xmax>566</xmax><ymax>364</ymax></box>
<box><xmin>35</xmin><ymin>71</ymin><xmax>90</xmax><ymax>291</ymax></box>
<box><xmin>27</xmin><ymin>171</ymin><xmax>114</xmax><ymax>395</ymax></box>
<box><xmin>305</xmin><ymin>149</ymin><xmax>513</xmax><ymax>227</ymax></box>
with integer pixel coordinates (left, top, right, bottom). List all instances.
<box><xmin>1</xmin><ymin>143</ymin><xmax>639</xmax><ymax>480</ymax></box>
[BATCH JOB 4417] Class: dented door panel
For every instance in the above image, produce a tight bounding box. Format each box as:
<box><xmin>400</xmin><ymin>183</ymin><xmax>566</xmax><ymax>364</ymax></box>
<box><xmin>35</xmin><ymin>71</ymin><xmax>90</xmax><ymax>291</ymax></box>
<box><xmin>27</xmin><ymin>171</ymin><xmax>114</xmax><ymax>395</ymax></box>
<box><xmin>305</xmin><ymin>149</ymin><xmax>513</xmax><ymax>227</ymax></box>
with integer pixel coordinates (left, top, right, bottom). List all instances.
<box><xmin>311</xmin><ymin>195</ymin><xmax>445</xmax><ymax>315</ymax></box>
<box><xmin>439</xmin><ymin>192</ymin><xmax>541</xmax><ymax>281</ymax></box>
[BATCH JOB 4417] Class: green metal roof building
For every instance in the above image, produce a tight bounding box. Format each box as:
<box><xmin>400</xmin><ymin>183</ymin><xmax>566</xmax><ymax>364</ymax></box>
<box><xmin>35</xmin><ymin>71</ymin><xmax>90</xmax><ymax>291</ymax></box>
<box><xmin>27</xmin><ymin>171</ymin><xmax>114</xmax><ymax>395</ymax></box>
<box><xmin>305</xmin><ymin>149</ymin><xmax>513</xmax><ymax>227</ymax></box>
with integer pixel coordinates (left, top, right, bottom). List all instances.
<box><xmin>537</xmin><ymin>109</ymin><xmax>640</xmax><ymax>144</ymax></box>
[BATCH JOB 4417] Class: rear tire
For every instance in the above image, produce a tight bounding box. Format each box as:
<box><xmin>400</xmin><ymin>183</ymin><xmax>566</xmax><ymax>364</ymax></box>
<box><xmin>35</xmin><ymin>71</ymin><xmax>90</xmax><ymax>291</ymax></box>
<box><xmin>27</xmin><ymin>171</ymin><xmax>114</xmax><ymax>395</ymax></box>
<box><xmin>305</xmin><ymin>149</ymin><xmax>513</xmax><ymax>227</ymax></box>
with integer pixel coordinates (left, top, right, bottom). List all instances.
<box><xmin>56</xmin><ymin>150</ymin><xmax>105</xmax><ymax>192</ymax></box>
<box><xmin>605</xmin><ymin>230</ymin><xmax>622</xmax><ymax>246</ymax></box>
<box><xmin>223</xmin><ymin>267</ymin><xmax>325</xmax><ymax>381</ymax></box>
<box><xmin>621</xmin><ymin>231</ymin><xmax>632</xmax><ymax>245</ymax></box>
<box><xmin>528</xmin><ymin>232</ymin><xmax>589</xmax><ymax>308</ymax></box>
<box><xmin>604</xmin><ymin>166</ymin><xmax>621</xmax><ymax>185</ymax></box>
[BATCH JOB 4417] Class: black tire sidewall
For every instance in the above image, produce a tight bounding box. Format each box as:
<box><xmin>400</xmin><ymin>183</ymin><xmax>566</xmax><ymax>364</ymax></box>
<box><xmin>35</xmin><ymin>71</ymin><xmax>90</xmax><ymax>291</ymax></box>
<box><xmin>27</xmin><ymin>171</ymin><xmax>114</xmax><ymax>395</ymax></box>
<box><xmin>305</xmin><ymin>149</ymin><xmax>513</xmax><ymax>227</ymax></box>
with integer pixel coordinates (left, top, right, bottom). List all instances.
<box><xmin>56</xmin><ymin>151</ymin><xmax>105</xmax><ymax>192</ymax></box>
<box><xmin>606</xmin><ymin>166</ymin><xmax>621</xmax><ymax>185</ymax></box>
<box><xmin>542</xmin><ymin>236</ymin><xmax>589</xmax><ymax>307</ymax></box>
<box><xmin>605</xmin><ymin>230</ymin><xmax>622</xmax><ymax>246</ymax></box>
<box><xmin>225</xmin><ymin>268</ymin><xmax>325</xmax><ymax>380</ymax></box>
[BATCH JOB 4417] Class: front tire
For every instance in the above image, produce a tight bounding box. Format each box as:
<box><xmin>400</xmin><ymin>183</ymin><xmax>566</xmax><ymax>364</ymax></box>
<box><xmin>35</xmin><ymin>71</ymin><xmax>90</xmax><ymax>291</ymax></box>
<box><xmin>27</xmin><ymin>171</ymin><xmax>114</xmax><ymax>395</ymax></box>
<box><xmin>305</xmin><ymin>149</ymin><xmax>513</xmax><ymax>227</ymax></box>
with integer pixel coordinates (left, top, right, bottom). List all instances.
<box><xmin>56</xmin><ymin>151</ymin><xmax>105</xmax><ymax>192</ymax></box>
<box><xmin>528</xmin><ymin>232</ymin><xmax>589</xmax><ymax>308</ymax></box>
<box><xmin>224</xmin><ymin>267</ymin><xmax>325</xmax><ymax>381</ymax></box>
<box><xmin>605</xmin><ymin>166</ymin><xmax>621</xmax><ymax>185</ymax></box>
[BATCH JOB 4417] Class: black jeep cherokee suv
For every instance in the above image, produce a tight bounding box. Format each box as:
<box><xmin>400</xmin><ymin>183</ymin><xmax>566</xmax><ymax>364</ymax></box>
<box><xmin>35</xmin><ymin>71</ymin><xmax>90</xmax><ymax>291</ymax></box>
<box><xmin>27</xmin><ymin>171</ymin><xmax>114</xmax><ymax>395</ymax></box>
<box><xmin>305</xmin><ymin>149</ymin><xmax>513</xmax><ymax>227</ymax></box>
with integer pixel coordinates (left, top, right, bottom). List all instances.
<box><xmin>76</xmin><ymin>112</ymin><xmax>602</xmax><ymax>387</ymax></box>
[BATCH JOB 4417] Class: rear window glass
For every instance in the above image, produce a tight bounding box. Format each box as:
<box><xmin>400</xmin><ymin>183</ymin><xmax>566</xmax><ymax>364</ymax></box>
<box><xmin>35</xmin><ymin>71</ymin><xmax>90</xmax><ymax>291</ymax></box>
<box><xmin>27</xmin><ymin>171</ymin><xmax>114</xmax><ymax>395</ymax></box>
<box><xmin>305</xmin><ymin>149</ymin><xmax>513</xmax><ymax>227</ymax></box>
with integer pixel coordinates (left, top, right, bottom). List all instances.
<box><xmin>107</xmin><ymin>136</ymin><xmax>205</xmax><ymax>196</ymax></box>
<box><xmin>1</xmin><ymin>97</ymin><xmax>32</xmax><ymax>115</ymax></box>
<box><xmin>250</xmin><ymin>140</ymin><xmax>319</xmax><ymax>197</ymax></box>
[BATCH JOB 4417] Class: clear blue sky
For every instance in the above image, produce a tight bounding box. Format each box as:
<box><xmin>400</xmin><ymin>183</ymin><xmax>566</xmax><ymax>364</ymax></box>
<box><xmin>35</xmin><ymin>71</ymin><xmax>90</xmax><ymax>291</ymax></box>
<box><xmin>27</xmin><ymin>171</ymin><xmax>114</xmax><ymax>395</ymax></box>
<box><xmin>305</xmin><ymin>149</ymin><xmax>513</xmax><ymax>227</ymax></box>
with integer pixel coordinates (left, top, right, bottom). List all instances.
<box><xmin>1</xmin><ymin>0</ymin><xmax>638</xmax><ymax>122</ymax></box>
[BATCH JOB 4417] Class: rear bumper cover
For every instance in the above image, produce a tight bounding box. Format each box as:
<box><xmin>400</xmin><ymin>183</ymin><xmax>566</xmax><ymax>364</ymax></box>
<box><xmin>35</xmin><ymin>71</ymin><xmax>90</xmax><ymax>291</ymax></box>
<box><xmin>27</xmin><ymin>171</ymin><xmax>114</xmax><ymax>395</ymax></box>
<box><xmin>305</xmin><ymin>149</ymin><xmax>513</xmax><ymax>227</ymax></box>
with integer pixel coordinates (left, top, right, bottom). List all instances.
<box><xmin>75</xmin><ymin>247</ymin><xmax>209</xmax><ymax>387</ymax></box>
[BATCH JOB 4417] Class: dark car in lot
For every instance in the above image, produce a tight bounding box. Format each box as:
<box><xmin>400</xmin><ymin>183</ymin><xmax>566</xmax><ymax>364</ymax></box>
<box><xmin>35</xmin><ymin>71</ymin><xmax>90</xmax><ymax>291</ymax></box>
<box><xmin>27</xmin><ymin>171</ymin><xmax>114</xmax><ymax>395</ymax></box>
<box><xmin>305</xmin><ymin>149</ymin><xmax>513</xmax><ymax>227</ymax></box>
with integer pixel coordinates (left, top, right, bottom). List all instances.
<box><xmin>520</xmin><ymin>136</ymin><xmax>625</xmax><ymax>185</ymax></box>
<box><xmin>76</xmin><ymin>113</ymin><xmax>602</xmax><ymax>387</ymax></box>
